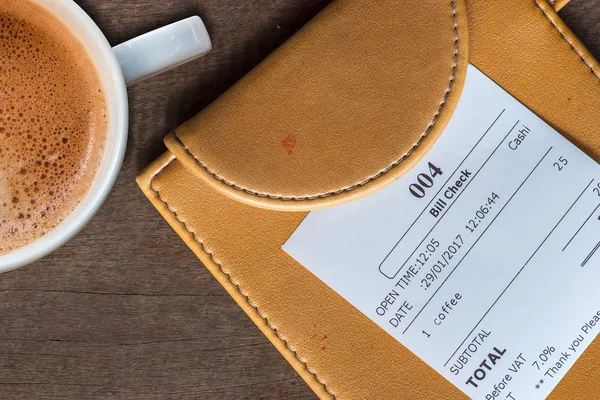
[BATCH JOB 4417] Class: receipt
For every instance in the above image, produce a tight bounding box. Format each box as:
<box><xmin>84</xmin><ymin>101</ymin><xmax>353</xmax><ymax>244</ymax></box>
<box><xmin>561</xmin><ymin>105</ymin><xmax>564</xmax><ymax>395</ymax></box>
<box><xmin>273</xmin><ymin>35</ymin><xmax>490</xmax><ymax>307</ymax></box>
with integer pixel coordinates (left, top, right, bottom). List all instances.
<box><xmin>284</xmin><ymin>65</ymin><xmax>600</xmax><ymax>399</ymax></box>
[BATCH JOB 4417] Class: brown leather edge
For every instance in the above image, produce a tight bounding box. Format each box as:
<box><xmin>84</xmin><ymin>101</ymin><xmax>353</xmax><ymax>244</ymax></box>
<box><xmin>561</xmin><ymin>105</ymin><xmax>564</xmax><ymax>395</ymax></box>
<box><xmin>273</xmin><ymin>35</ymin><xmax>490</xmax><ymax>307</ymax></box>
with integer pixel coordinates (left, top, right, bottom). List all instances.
<box><xmin>534</xmin><ymin>0</ymin><xmax>600</xmax><ymax>81</ymax></box>
<box><xmin>164</xmin><ymin>0</ymin><xmax>470</xmax><ymax>212</ymax></box>
<box><xmin>551</xmin><ymin>0</ymin><xmax>571</xmax><ymax>12</ymax></box>
<box><xmin>136</xmin><ymin>152</ymin><xmax>335</xmax><ymax>400</ymax></box>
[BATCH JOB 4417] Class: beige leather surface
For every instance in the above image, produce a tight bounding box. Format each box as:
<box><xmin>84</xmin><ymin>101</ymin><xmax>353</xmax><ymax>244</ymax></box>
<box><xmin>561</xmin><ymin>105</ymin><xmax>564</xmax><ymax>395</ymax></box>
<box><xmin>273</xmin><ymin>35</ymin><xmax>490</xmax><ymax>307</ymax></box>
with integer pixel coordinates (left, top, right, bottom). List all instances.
<box><xmin>138</xmin><ymin>0</ymin><xmax>600</xmax><ymax>398</ymax></box>
<box><xmin>166</xmin><ymin>0</ymin><xmax>469</xmax><ymax>211</ymax></box>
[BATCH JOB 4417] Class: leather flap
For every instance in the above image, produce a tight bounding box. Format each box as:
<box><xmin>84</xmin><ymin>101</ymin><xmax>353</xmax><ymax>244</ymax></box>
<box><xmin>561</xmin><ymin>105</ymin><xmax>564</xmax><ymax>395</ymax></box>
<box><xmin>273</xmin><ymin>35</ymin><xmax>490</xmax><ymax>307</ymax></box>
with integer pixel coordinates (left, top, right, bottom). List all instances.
<box><xmin>138</xmin><ymin>1</ymin><xmax>600</xmax><ymax>399</ymax></box>
<box><xmin>165</xmin><ymin>0</ymin><xmax>469</xmax><ymax>211</ymax></box>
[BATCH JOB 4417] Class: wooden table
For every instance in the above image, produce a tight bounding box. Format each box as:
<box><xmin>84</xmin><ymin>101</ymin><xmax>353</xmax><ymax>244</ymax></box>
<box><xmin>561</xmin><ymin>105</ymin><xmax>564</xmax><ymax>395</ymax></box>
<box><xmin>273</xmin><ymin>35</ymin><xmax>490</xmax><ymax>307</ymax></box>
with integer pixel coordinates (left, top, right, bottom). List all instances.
<box><xmin>0</xmin><ymin>1</ymin><xmax>597</xmax><ymax>398</ymax></box>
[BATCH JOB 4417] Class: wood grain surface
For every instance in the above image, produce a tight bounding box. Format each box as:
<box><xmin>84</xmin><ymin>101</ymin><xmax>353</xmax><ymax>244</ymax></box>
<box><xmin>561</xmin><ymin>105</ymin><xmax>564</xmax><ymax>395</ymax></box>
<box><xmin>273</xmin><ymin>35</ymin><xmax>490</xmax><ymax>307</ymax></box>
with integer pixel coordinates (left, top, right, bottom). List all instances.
<box><xmin>0</xmin><ymin>1</ymin><xmax>597</xmax><ymax>399</ymax></box>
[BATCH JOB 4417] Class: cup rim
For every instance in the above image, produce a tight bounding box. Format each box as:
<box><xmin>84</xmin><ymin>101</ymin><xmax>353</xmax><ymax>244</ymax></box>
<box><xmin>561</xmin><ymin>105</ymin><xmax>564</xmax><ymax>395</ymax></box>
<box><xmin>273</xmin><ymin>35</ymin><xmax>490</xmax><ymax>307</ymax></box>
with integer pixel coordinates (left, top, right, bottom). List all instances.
<box><xmin>0</xmin><ymin>0</ymin><xmax>129</xmax><ymax>272</ymax></box>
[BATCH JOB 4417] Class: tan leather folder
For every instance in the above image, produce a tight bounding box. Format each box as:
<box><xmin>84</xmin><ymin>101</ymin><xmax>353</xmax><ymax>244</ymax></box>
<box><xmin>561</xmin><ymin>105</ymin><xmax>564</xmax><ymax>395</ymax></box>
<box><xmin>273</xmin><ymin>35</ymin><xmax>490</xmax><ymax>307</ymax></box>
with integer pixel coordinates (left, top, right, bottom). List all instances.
<box><xmin>137</xmin><ymin>0</ymin><xmax>600</xmax><ymax>398</ymax></box>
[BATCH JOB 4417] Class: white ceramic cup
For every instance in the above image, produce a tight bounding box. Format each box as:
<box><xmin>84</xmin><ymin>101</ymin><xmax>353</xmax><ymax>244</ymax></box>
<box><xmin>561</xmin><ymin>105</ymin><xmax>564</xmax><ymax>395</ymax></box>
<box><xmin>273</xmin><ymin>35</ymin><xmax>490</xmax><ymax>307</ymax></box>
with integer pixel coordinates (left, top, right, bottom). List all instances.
<box><xmin>0</xmin><ymin>1</ymin><xmax>212</xmax><ymax>272</ymax></box>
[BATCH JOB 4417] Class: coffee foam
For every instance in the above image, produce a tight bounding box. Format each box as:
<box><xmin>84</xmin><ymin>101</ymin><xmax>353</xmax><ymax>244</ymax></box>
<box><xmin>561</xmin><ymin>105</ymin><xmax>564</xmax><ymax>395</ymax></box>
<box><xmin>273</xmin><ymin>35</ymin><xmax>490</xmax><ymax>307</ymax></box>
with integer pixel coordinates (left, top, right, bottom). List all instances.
<box><xmin>0</xmin><ymin>0</ymin><xmax>107</xmax><ymax>254</ymax></box>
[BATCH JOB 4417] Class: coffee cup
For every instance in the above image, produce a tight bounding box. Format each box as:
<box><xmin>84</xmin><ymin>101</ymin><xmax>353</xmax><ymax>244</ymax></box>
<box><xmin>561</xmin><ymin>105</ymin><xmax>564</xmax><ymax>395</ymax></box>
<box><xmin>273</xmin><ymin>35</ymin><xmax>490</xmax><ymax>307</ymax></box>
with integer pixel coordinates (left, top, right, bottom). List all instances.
<box><xmin>0</xmin><ymin>0</ymin><xmax>212</xmax><ymax>272</ymax></box>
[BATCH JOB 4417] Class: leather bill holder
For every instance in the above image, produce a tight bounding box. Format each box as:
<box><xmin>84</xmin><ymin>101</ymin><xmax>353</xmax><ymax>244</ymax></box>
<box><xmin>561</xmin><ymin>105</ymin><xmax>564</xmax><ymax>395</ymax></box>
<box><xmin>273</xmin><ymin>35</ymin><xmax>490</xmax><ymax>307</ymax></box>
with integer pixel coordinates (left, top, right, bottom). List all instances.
<box><xmin>137</xmin><ymin>0</ymin><xmax>600</xmax><ymax>398</ymax></box>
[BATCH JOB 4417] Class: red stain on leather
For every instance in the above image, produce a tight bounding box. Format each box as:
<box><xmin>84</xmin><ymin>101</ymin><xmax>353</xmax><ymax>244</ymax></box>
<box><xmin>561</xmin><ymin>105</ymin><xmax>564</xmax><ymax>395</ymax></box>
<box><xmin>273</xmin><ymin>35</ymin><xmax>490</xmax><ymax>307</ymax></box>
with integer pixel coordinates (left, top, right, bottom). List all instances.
<box><xmin>310</xmin><ymin>325</ymin><xmax>329</xmax><ymax>349</ymax></box>
<box><xmin>282</xmin><ymin>134</ymin><xmax>297</xmax><ymax>154</ymax></box>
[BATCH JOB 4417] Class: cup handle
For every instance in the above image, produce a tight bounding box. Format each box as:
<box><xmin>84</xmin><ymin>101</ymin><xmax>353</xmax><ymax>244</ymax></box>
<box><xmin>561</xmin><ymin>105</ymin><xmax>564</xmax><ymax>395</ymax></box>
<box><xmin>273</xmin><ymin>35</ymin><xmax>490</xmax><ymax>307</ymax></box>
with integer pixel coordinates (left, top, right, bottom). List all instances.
<box><xmin>113</xmin><ymin>16</ymin><xmax>212</xmax><ymax>86</ymax></box>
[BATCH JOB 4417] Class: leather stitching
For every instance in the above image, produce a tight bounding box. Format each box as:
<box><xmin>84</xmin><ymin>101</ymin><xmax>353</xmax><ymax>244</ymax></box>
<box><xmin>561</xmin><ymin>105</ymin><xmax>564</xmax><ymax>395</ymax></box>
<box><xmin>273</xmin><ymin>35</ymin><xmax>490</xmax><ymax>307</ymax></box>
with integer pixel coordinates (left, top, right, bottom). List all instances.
<box><xmin>535</xmin><ymin>0</ymin><xmax>600</xmax><ymax>80</ymax></box>
<box><xmin>142</xmin><ymin>2</ymin><xmax>595</xmax><ymax>397</ymax></box>
<box><xmin>149</xmin><ymin>161</ymin><xmax>336</xmax><ymax>399</ymax></box>
<box><xmin>173</xmin><ymin>0</ymin><xmax>460</xmax><ymax>202</ymax></box>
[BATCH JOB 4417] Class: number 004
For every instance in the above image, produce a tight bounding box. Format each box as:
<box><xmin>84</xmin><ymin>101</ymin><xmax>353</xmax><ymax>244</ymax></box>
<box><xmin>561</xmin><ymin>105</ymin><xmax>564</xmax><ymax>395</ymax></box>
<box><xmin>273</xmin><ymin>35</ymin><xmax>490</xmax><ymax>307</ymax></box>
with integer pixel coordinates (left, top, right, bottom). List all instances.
<box><xmin>409</xmin><ymin>163</ymin><xmax>443</xmax><ymax>199</ymax></box>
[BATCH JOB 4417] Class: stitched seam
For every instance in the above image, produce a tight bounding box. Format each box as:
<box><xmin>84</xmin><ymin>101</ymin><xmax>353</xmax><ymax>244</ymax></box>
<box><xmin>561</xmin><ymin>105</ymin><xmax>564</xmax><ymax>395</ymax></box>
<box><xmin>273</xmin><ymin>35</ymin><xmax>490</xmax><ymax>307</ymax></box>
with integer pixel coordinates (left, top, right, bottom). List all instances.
<box><xmin>141</xmin><ymin>2</ymin><xmax>595</xmax><ymax>397</ymax></box>
<box><xmin>148</xmin><ymin>162</ymin><xmax>336</xmax><ymax>398</ymax></box>
<box><xmin>535</xmin><ymin>0</ymin><xmax>600</xmax><ymax>80</ymax></box>
<box><xmin>173</xmin><ymin>0</ymin><xmax>460</xmax><ymax>201</ymax></box>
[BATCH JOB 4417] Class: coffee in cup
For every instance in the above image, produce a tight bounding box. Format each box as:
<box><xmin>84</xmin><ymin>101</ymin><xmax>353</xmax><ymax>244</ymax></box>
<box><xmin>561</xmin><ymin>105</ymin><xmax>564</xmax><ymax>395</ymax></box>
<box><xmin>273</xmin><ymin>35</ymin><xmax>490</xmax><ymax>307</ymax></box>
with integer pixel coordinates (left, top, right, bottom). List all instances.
<box><xmin>0</xmin><ymin>0</ymin><xmax>107</xmax><ymax>254</ymax></box>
